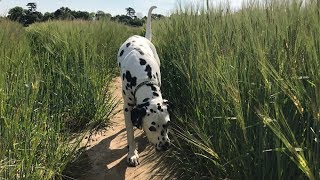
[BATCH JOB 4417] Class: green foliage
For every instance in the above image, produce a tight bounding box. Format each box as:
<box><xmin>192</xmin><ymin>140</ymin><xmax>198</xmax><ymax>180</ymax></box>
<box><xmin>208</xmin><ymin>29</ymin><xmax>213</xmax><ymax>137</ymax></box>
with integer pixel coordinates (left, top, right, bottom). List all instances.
<box><xmin>125</xmin><ymin>7</ymin><xmax>136</xmax><ymax>18</ymax></box>
<box><xmin>111</xmin><ymin>15</ymin><xmax>145</xmax><ymax>27</ymax></box>
<box><xmin>0</xmin><ymin>19</ymin><xmax>137</xmax><ymax>179</ymax></box>
<box><xmin>7</xmin><ymin>4</ymin><xmax>43</xmax><ymax>26</ymax></box>
<box><xmin>26</xmin><ymin>3</ymin><xmax>37</xmax><ymax>12</ymax></box>
<box><xmin>153</xmin><ymin>0</ymin><xmax>320</xmax><ymax>179</ymax></box>
<box><xmin>6</xmin><ymin>5</ymin><xmax>165</xmax><ymax>27</ymax></box>
<box><xmin>7</xmin><ymin>6</ymin><xmax>25</xmax><ymax>22</ymax></box>
<box><xmin>7</xmin><ymin>6</ymin><xmax>95</xmax><ymax>26</ymax></box>
<box><xmin>95</xmin><ymin>11</ymin><xmax>111</xmax><ymax>20</ymax></box>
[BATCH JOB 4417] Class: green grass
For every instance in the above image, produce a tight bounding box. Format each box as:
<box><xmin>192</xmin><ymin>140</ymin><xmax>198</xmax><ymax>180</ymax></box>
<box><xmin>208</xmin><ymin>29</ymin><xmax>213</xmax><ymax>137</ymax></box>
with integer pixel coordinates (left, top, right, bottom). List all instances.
<box><xmin>0</xmin><ymin>19</ymin><xmax>138</xmax><ymax>179</ymax></box>
<box><xmin>2</xmin><ymin>0</ymin><xmax>320</xmax><ymax>179</ymax></box>
<box><xmin>153</xmin><ymin>0</ymin><xmax>320</xmax><ymax>179</ymax></box>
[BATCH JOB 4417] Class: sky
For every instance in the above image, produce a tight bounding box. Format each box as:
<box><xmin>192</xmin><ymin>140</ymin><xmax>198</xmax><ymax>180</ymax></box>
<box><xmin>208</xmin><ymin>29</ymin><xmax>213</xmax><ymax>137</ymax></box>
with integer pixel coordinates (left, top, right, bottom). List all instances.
<box><xmin>0</xmin><ymin>0</ymin><xmax>243</xmax><ymax>17</ymax></box>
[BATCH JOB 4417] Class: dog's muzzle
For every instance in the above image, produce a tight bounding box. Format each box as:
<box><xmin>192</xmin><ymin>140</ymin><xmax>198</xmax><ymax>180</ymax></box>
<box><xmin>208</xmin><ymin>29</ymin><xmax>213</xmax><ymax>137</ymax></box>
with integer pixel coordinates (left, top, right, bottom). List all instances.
<box><xmin>156</xmin><ymin>141</ymin><xmax>171</xmax><ymax>151</ymax></box>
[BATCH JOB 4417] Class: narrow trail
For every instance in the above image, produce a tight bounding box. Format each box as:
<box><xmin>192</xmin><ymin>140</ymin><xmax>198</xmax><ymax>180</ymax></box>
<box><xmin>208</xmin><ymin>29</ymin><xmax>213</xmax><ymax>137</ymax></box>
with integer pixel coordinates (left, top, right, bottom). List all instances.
<box><xmin>77</xmin><ymin>77</ymin><xmax>169</xmax><ymax>180</ymax></box>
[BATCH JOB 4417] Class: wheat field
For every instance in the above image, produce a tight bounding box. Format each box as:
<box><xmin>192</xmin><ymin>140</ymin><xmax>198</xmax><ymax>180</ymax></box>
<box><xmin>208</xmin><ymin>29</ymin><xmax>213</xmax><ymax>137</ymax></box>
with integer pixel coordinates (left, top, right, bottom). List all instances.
<box><xmin>1</xmin><ymin>0</ymin><xmax>320</xmax><ymax>179</ymax></box>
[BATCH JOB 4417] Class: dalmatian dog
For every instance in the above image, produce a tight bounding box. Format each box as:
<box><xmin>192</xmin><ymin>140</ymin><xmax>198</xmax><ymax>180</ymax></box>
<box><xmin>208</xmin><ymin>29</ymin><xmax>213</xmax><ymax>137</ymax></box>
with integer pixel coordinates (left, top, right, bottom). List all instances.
<box><xmin>117</xmin><ymin>6</ymin><xmax>173</xmax><ymax>167</ymax></box>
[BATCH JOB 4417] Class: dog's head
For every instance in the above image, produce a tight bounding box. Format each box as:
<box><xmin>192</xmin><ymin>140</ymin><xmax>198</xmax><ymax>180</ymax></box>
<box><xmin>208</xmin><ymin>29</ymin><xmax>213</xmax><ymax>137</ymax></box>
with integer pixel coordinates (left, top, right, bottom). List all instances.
<box><xmin>131</xmin><ymin>99</ymin><xmax>174</xmax><ymax>151</ymax></box>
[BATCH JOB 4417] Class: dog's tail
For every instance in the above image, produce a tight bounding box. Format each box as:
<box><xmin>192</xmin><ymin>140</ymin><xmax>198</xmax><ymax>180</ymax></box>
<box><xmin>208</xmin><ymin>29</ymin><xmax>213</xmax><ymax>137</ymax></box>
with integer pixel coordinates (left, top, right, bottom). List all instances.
<box><xmin>145</xmin><ymin>6</ymin><xmax>157</xmax><ymax>41</ymax></box>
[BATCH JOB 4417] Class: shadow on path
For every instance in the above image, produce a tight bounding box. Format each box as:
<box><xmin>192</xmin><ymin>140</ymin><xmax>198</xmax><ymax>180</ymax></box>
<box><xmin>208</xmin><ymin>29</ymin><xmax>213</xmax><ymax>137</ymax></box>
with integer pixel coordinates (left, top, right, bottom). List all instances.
<box><xmin>64</xmin><ymin>127</ymin><xmax>150</xmax><ymax>180</ymax></box>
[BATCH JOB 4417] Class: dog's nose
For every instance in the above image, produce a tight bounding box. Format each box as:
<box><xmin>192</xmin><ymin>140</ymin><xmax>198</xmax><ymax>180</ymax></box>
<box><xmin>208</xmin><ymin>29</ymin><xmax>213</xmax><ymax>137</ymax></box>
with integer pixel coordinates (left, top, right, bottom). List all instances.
<box><xmin>161</xmin><ymin>141</ymin><xmax>170</xmax><ymax>151</ymax></box>
<box><xmin>164</xmin><ymin>141</ymin><xmax>170</xmax><ymax>148</ymax></box>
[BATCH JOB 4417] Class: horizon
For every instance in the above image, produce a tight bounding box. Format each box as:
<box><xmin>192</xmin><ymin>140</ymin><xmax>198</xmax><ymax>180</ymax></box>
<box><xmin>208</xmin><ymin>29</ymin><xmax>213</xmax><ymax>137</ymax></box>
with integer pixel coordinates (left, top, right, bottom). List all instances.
<box><xmin>0</xmin><ymin>0</ymin><xmax>243</xmax><ymax>17</ymax></box>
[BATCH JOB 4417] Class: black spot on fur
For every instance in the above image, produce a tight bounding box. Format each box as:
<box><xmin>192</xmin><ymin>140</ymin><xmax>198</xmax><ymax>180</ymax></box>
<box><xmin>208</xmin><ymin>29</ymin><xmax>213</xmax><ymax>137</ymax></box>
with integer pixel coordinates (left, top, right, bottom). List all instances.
<box><xmin>153</xmin><ymin>75</ymin><xmax>156</xmax><ymax>79</ymax></box>
<box><xmin>156</xmin><ymin>72</ymin><xmax>160</xmax><ymax>84</ymax></box>
<box><xmin>119</xmin><ymin>62</ymin><xmax>121</xmax><ymax>67</ymax></box>
<box><xmin>158</xmin><ymin>105</ymin><xmax>162</xmax><ymax>110</ymax></box>
<box><xmin>149</xmin><ymin>126</ymin><xmax>157</xmax><ymax>132</ymax></box>
<box><xmin>161</xmin><ymin>130</ymin><xmax>165</xmax><ymax>136</ymax></box>
<box><xmin>150</xmin><ymin>109</ymin><xmax>155</xmax><ymax>113</ymax></box>
<box><xmin>129</xmin><ymin>97</ymin><xmax>132</xmax><ymax>101</ymax></box>
<box><xmin>150</xmin><ymin>85</ymin><xmax>157</xmax><ymax>91</ymax></box>
<box><xmin>131</xmin><ymin>108</ymin><xmax>146</xmax><ymax>128</ymax></box>
<box><xmin>137</xmin><ymin>102</ymin><xmax>150</xmax><ymax>109</ymax></box>
<box><xmin>119</xmin><ymin>49</ymin><xmax>124</xmax><ymax>56</ymax></box>
<box><xmin>122</xmin><ymin>73</ymin><xmax>125</xmax><ymax>81</ymax></box>
<box><xmin>145</xmin><ymin>65</ymin><xmax>152</xmax><ymax>79</ymax></box>
<box><xmin>157</xmin><ymin>103</ymin><xmax>160</xmax><ymax>106</ymax></box>
<box><xmin>128</xmin><ymin>103</ymin><xmax>134</xmax><ymax>107</ymax></box>
<box><xmin>162</xmin><ymin>137</ymin><xmax>165</xmax><ymax>141</ymax></box>
<box><xmin>139</xmin><ymin>58</ymin><xmax>146</xmax><ymax>65</ymax></box>
<box><xmin>125</xmin><ymin>71</ymin><xmax>133</xmax><ymax>82</ymax></box>
<box><xmin>126</xmin><ymin>42</ymin><xmax>131</xmax><ymax>47</ymax></box>
<box><xmin>125</xmin><ymin>108</ymin><xmax>128</xmax><ymax>112</ymax></box>
<box><xmin>134</xmin><ymin>48</ymin><xmax>144</xmax><ymax>55</ymax></box>
<box><xmin>143</xmin><ymin>98</ymin><xmax>149</xmax><ymax>102</ymax></box>
<box><xmin>124</xmin><ymin>71</ymin><xmax>137</xmax><ymax>88</ymax></box>
<box><xmin>158</xmin><ymin>137</ymin><xmax>160</xmax><ymax>140</ymax></box>
<box><xmin>151</xmin><ymin>122</ymin><xmax>156</xmax><ymax>125</ymax></box>
<box><xmin>153</xmin><ymin>92</ymin><xmax>159</xmax><ymax>97</ymax></box>
<box><xmin>122</xmin><ymin>90</ymin><xmax>125</xmax><ymax>95</ymax></box>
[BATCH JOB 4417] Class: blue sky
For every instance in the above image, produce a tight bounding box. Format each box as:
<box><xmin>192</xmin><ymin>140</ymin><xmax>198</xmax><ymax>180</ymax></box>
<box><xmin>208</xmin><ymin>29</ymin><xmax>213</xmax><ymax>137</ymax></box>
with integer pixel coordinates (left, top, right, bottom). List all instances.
<box><xmin>0</xmin><ymin>0</ymin><xmax>243</xmax><ymax>17</ymax></box>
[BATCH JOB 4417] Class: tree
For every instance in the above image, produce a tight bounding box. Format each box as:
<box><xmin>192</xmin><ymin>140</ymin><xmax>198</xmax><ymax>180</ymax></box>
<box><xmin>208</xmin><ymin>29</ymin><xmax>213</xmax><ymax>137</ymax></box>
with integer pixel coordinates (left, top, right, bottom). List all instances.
<box><xmin>23</xmin><ymin>10</ymin><xmax>43</xmax><ymax>25</ymax></box>
<box><xmin>112</xmin><ymin>15</ymin><xmax>131</xmax><ymax>24</ymax></box>
<box><xmin>96</xmin><ymin>10</ymin><xmax>111</xmax><ymax>20</ymax></box>
<box><xmin>71</xmin><ymin>11</ymin><xmax>90</xmax><ymax>20</ymax></box>
<box><xmin>7</xmin><ymin>5</ymin><xmax>43</xmax><ymax>26</ymax></box>
<box><xmin>152</xmin><ymin>14</ymin><xmax>165</xmax><ymax>20</ymax></box>
<box><xmin>125</xmin><ymin>7</ymin><xmax>136</xmax><ymax>18</ymax></box>
<box><xmin>26</xmin><ymin>2</ymin><xmax>36</xmax><ymax>12</ymax></box>
<box><xmin>7</xmin><ymin>6</ymin><xmax>25</xmax><ymax>22</ymax></box>
<box><xmin>54</xmin><ymin>7</ymin><xmax>73</xmax><ymax>19</ymax></box>
<box><xmin>42</xmin><ymin>12</ymin><xmax>54</xmax><ymax>21</ymax></box>
<box><xmin>89</xmin><ymin>12</ymin><xmax>96</xmax><ymax>20</ymax></box>
<box><xmin>129</xmin><ymin>18</ymin><xmax>143</xmax><ymax>26</ymax></box>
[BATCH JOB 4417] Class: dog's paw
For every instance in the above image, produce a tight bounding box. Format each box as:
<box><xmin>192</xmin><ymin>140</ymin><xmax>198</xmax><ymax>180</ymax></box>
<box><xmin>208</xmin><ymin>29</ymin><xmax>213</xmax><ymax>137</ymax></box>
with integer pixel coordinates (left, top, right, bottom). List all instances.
<box><xmin>127</xmin><ymin>150</ymin><xmax>140</xmax><ymax>167</ymax></box>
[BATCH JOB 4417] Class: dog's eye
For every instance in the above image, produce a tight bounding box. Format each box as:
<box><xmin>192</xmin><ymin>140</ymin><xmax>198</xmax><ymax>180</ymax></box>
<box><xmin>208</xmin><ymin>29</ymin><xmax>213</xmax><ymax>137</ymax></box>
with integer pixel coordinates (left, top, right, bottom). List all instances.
<box><xmin>149</xmin><ymin>126</ymin><xmax>157</xmax><ymax>132</ymax></box>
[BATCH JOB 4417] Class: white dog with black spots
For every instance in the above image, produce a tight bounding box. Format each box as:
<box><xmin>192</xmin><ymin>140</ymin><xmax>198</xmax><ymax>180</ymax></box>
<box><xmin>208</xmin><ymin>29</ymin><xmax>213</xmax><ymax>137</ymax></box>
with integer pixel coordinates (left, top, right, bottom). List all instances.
<box><xmin>117</xmin><ymin>6</ymin><xmax>173</xmax><ymax>167</ymax></box>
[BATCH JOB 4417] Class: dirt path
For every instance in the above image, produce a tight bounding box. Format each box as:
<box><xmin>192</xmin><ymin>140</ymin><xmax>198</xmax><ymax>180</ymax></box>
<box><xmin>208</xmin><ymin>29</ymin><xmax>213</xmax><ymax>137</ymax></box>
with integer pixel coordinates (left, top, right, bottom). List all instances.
<box><xmin>77</xmin><ymin>77</ymin><xmax>169</xmax><ymax>180</ymax></box>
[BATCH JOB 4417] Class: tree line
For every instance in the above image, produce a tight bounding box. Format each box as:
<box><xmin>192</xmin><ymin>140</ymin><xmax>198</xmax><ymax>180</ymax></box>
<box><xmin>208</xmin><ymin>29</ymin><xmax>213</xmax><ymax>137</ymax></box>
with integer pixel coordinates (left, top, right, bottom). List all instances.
<box><xmin>6</xmin><ymin>3</ymin><xmax>164</xmax><ymax>26</ymax></box>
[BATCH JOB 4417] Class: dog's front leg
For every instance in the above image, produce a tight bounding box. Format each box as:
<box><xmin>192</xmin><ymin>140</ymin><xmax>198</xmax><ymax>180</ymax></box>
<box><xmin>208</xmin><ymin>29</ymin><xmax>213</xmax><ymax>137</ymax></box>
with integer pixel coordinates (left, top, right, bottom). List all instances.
<box><xmin>123</xmin><ymin>103</ymin><xmax>140</xmax><ymax>166</ymax></box>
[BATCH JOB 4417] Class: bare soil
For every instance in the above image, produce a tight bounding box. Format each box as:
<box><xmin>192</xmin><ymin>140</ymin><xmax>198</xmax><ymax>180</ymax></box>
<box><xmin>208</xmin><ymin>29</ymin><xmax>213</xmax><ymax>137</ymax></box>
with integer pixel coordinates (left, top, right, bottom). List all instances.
<box><xmin>72</xmin><ymin>77</ymin><xmax>172</xmax><ymax>180</ymax></box>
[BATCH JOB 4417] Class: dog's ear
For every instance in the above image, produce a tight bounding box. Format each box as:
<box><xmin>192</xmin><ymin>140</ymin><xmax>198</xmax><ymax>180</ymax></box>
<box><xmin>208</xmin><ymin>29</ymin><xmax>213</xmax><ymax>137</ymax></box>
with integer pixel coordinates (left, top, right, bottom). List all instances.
<box><xmin>163</xmin><ymin>99</ymin><xmax>174</xmax><ymax>111</ymax></box>
<box><xmin>131</xmin><ymin>107</ymin><xmax>147</xmax><ymax>129</ymax></box>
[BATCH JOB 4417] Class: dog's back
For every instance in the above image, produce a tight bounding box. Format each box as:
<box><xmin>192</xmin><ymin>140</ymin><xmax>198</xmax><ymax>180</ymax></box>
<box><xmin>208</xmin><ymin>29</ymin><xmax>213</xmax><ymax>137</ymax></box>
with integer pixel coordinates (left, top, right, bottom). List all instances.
<box><xmin>117</xmin><ymin>6</ymin><xmax>160</xmax><ymax>83</ymax></box>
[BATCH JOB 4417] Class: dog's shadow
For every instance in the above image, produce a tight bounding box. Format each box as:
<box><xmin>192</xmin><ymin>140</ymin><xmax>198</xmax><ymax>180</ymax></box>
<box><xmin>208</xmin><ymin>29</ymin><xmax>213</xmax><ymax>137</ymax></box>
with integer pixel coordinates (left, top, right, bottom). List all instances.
<box><xmin>63</xmin><ymin>127</ymin><xmax>150</xmax><ymax>180</ymax></box>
